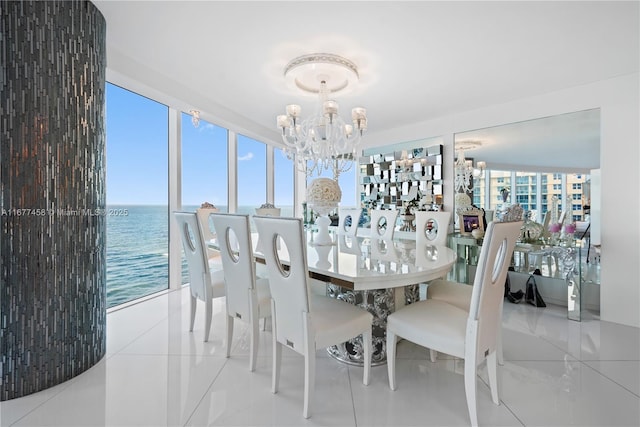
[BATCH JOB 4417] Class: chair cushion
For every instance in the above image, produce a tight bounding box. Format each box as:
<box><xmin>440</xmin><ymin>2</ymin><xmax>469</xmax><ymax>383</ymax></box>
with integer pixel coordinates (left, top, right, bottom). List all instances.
<box><xmin>310</xmin><ymin>295</ymin><xmax>373</xmax><ymax>350</ymax></box>
<box><xmin>387</xmin><ymin>299</ymin><xmax>467</xmax><ymax>359</ymax></box>
<box><xmin>427</xmin><ymin>279</ymin><xmax>472</xmax><ymax>312</ymax></box>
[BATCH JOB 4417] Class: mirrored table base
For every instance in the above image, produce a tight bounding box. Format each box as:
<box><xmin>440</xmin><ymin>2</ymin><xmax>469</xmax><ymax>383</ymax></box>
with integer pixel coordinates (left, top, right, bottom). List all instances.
<box><xmin>326</xmin><ymin>283</ymin><xmax>420</xmax><ymax>366</ymax></box>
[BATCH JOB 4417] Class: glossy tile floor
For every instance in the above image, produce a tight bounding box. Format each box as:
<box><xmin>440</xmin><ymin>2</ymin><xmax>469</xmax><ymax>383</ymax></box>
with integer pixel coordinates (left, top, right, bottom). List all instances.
<box><xmin>2</xmin><ymin>287</ymin><xmax>639</xmax><ymax>426</ymax></box>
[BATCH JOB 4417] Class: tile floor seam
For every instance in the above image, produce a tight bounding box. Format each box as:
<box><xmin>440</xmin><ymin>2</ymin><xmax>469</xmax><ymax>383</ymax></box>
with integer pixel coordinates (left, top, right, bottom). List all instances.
<box><xmin>346</xmin><ymin>365</ymin><xmax>359</xmax><ymax>427</ymax></box>
<box><xmin>580</xmin><ymin>360</ymin><xmax>640</xmax><ymax>398</ymax></box>
<box><xmin>183</xmin><ymin>357</ymin><xmax>230</xmax><ymax>426</ymax></box>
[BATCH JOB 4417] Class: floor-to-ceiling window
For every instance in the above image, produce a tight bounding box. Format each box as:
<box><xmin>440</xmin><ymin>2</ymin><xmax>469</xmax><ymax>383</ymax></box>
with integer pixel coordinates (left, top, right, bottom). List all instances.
<box><xmin>274</xmin><ymin>147</ymin><xmax>295</xmax><ymax>217</ymax></box>
<box><xmin>474</xmin><ymin>170</ymin><xmax>590</xmax><ymax>224</ymax></box>
<box><xmin>515</xmin><ymin>172</ymin><xmax>537</xmax><ymax>219</ymax></box>
<box><xmin>488</xmin><ymin>170</ymin><xmax>512</xmax><ymax>212</ymax></box>
<box><xmin>237</xmin><ymin>135</ymin><xmax>267</xmax><ymax>229</ymax></box>
<box><xmin>181</xmin><ymin>114</ymin><xmax>229</xmax><ymax>211</ymax></box>
<box><xmin>180</xmin><ymin>114</ymin><xmax>229</xmax><ymax>283</ymax></box>
<box><xmin>105</xmin><ymin>83</ymin><xmax>169</xmax><ymax>308</ymax></box>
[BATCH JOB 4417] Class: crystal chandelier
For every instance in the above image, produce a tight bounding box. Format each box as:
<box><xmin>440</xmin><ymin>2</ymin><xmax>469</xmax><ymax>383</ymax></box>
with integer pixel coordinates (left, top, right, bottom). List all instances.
<box><xmin>454</xmin><ymin>141</ymin><xmax>486</xmax><ymax>194</ymax></box>
<box><xmin>276</xmin><ymin>54</ymin><xmax>368</xmax><ymax>178</ymax></box>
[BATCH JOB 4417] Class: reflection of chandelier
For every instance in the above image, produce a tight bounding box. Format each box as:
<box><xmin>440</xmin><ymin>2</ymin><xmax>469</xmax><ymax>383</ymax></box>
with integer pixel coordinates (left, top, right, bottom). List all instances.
<box><xmin>454</xmin><ymin>141</ymin><xmax>486</xmax><ymax>193</ymax></box>
<box><xmin>276</xmin><ymin>53</ymin><xmax>368</xmax><ymax>178</ymax></box>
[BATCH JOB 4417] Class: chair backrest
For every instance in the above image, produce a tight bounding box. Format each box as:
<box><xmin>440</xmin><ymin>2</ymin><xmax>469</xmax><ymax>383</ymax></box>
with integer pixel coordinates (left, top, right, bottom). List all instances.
<box><xmin>174</xmin><ymin>211</ymin><xmax>211</xmax><ymax>302</ymax></box>
<box><xmin>370</xmin><ymin>238</ymin><xmax>399</xmax><ymax>263</ymax></box>
<box><xmin>210</xmin><ymin>213</ymin><xmax>256</xmax><ymax>320</ymax></box>
<box><xmin>196</xmin><ymin>207</ymin><xmax>218</xmax><ymax>242</ymax></box>
<box><xmin>370</xmin><ymin>209</ymin><xmax>398</xmax><ymax>240</ymax></box>
<box><xmin>467</xmin><ymin>220</ymin><xmax>522</xmax><ymax>360</ymax></box>
<box><xmin>415</xmin><ymin>211</ymin><xmax>451</xmax><ymax>247</ymax></box>
<box><xmin>254</xmin><ymin>216</ymin><xmax>310</xmax><ymax>355</ymax></box>
<box><xmin>337</xmin><ymin>207</ymin><xmax>362</xmax><ymax>236</ymax></box>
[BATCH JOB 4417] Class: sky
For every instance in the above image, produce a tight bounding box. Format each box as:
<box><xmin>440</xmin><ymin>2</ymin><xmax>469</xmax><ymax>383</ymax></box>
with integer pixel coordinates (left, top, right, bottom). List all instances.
<box><xmin>106</xmin><ymin>83</ymin><xmax>301</xmax><ymax>207</ymax></box>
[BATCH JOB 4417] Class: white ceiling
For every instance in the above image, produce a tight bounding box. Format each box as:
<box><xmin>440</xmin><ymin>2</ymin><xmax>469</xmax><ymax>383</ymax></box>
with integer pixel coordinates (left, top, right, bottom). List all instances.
<box><xmin>93</xmin><ymin>1</ymin><xmax>638</xmax><ymax>172</ymax></box>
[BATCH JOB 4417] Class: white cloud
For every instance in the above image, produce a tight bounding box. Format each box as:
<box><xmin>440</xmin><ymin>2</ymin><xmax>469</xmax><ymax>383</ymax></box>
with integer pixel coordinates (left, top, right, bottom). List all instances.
<box><xmin>238</xmin><ymin>152</ymin><xmax>254</xmax><ymax>161</ymax></box>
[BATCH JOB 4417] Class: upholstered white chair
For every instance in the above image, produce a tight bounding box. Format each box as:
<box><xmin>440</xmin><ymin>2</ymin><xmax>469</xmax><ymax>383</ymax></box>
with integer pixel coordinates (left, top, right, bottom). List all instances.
<box><xmin>196</xmin><ymin>207</ymin><xmax>222</xmax><ymax>263</ymax></box>
<box><xmin>369</xmin><ymin>209</ymin><xmax>399</xmax><ymax>241</ymax></box>
<box><xmin>210</xmin><ymin>213</ymin><xmax>272</xmax><ymax>371</ymax></box>
<box><xmin>415</xmin><ymin>211</ymin><xmax>452</xmax><ymax>247</ymax></box>
<box><xmin>427</xmin><ymin>209</ymin><xmax>522</xmax><ymax>365</ymax></box>
<box><xmin>174</xmin><ymin>211</ymin><xmax>226</xmax><ymax>342</ymax></box>
<box><xmin>387</xmin><ymin>220</ymin><xmax>522</xmax><ymax>427</ymax></box>
<box><xmin>337</xmin><ymin>207</ymin><xmax>362</xmax><ymax>236</ymax></box>
<box><xmin>253</xmin><ymin>216</ymin><xmax>373</xmax><ymax>419</ymax></box>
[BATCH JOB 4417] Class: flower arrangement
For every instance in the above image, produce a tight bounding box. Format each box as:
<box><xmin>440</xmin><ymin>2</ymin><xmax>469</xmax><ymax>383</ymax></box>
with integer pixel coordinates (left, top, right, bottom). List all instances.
<box><xmin>200</xmin><ymin>202</ymin><xmax>216</xmax><ymax>209</ymax></box>
<box><xmin>259</xmin><ymin>202</ymin><xmax>276</xmax><ymax>209</ymax></box>
<box><xmin>563</xmin><ymin>223</ymin><xmax>576</xmax><ymax>234</ymax></box>
<box><xmin>548</xmin><ymin>223</ymin><xmax>562</xmax><ymax>233</ymax></box>
<box><xmin>306</xmin><ymin>178</ymin><xmax>342</xmax><ymax>206</ymax></box>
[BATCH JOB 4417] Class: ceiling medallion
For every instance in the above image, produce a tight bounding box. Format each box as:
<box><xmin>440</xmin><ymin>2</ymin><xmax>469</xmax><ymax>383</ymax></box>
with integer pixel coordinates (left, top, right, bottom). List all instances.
<box><xmin>284</xmin><ymin>53</ymin><xmax>359</xmax><ymax>94</ymax></box>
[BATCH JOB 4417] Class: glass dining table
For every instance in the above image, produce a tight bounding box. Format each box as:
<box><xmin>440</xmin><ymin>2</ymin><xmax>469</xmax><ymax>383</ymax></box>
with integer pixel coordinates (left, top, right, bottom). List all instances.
<box><xmin>214</xmin><ymin>228</ymin><xmax>457</xmax><ymax>365</ymax></box>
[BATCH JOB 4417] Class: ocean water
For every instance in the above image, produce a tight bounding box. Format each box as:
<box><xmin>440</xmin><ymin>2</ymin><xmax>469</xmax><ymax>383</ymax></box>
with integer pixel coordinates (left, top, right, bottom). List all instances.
<box><xmin>106</xmin><ymin>205</ymin><xmax>293</xmax><ymax>308</ymax></box>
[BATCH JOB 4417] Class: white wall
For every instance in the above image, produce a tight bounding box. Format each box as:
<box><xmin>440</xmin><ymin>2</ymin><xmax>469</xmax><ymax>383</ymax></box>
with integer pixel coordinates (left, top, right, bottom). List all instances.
<box><xmin>363</xmin><ymin>73</ymin><xmax>640</xmax><ymax>328</ymax></box>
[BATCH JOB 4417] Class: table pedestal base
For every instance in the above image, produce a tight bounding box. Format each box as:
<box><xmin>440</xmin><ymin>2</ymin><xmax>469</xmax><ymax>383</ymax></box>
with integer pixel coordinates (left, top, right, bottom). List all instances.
<box><xmin>326</xmin><ymin>284</ymin><xmax>420</xmax><ymax>366</ymax></box>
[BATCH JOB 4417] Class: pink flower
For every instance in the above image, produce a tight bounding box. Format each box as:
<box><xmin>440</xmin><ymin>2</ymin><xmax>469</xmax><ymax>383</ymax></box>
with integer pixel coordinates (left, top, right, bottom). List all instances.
<box><xmin>548</xmin><ymin>223</ymin><xmax>562</xmax><ymax>233</ymax></box>
<box><xmin>564</xmin><ymin>223</ymin><xmax>576</xmax><ymax>234</ymax></box>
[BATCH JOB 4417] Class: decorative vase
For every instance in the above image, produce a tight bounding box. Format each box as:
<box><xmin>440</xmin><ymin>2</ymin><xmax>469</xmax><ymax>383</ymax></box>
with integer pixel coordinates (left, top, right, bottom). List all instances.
<box><xmin>500</xmin><ymin>188</ymin><xmax>510</xmax><ymax>203</ymax></box>
<box><xmin>307</xmin><ymin>178</ymin><xmax>342</xmax><ymax>246</ymax></box>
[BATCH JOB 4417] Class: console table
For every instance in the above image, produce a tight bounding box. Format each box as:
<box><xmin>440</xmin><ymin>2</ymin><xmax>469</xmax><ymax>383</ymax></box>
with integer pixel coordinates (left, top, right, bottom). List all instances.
<box><xmin>449</xmin><ymin>234</ymin><xmax>597</xmax><ymax>321</ymax></box>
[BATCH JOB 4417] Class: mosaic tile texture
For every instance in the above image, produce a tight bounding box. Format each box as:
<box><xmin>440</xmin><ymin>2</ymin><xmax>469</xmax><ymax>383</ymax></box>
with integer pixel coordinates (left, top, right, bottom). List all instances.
<box><xmin>0</xmin><ymin>1</ymin><xmax>107</xmax><ymax>400</ymax></box>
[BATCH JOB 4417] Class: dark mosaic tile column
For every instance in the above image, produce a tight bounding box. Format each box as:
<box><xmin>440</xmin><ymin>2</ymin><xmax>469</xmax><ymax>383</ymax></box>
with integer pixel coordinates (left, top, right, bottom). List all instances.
<box><xmin>0</xmin><ymin>1</ymin><xmax>106</xmax><ymax>400</ymax></box>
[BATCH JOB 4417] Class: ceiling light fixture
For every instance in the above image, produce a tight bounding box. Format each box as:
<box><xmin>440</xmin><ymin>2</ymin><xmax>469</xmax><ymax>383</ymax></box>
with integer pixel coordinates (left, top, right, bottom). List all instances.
<box><xmin>455</xmin><ymin>141</ymin><xmax>485</xmax><ymax>194</ymax></box>
<box><xmin>189</xmin><ymin>110</ymin><xmax>200</xmax><ymax>128</ymax></box>
<box><xmin>276</xmin><ymin>53</ymin><xmax>368</xmax><ymax>178</ymax></box>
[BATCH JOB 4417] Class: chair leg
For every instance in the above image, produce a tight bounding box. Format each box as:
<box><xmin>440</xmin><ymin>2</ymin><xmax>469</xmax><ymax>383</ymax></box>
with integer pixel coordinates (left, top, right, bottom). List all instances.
<box><xmin>386</xmin><ymin>329</ymin><xmax>398</xmax><ymax>390</ymax></box>
<box><xmin>271</xmin><ymin>300</ymin><xmax>280</xmax><ymax>394</ymax></box>
<box><xmin>302</xmin><ymin>314</ymin><xmax>315</xmax><ymax>419</ymax></box>
<box><xmin>362</xmin><ymin>329</ymin><xmax>372</xmax><ymax>386</ymax></box>
<box><xmin>487</xmin><ymin>351</ymin><xmax>500</xmax><ymax>405</ymax></box>
<box><xmin>249</xmin><ymin>316</ymin><xmax>259</xmax><ymax>372</ymax></box>
<box><xmin>204</xmin><ymin>298</ymin><xmax>212</xmax><ymax>342</ymax></box>
<box><xmin>429</xmin><ymin>349</ymin><xmax>437</xmax><ymax>363</ymax></box>
<box><xmin>189</xmin><ymin>295</ymin><xmax>197</xmax><ymax>332</ymax></box>
<box><xmin>464</xmin><ymin>354</ymin><xmax>479</xmax><ymax>427</ymax></box>
<box><xmin>225</xmin><ymin>315</ymin><xmax>234</xmax><ymax>358</ymax></box>
<box><xmin>303</xmin><ymin>350</ymin><xmax>316</xmax><ymax>419</ymax></box>
<box><xmin>249</xmin><ymin>289</ymin><xmax>259</xmax><ymax>372</ymax></box>
<box><xmin>497</xmin><ymin>329</ymin><xmax>504</xmax><ymax>366</ymax></box>
<box><xmin>272</xmin><ymin>340</ymin><xmax>282</xmax><ymax>394</ymax></box>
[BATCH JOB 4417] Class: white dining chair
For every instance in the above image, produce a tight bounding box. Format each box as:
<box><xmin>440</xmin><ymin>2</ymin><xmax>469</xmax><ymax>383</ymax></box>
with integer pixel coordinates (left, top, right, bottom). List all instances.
<box><xmin>427</xmin><ymin>210</ymin><xmax>522</xmax><ymax>365</ymax></box>
<box><xmin>337</xmin><ymin>207</ymin><xmax>362</xmax><ymax>236</ymax></box>
<box><xmin>387</xmin><ymin>220</ymin><xmax>522</xmax><ymax>427</ymax></box>
<box><xmin>196</xmin><ymin>206</ymin><xmax>222</xmax><ymax>263</ymax></box>
<box><xmin>415</xmin><ymin>211</ymin><xmax>451</xmax><ymax>247</ymax></box>
<box><xmin>370</xmin><ymin>209</ymin><xmax>398</xmax><ymax>241</ymax></box>
<box><xmin>210</xmin><ymin>213</ymin><xmax>272</xmax><ymax>372</ymax></box>
<box><xmin>253</xmin><ymin>216</ymin><xmax>373</xmax><ymax>419</ymax></box>
<box><xmin>174</xmin><ymin>211</ymin><xmax>226</xmax><ymax>342</ymax></box>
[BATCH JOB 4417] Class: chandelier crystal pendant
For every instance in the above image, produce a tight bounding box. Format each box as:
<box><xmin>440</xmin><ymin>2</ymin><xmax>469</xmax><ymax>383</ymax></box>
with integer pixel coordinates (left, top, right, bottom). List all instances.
<box><xmin>454</xmin><ymin>141</ymin><xmax>486</xmax><ymax>194</ymax></box>
<box><xmin>276</xmin><ymin>53</ymin><xmax>368</xmax><ymax>178</ymax></box>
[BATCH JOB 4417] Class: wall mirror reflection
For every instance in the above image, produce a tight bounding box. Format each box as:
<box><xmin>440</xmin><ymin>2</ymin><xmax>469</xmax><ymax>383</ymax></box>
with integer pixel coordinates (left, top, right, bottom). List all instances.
<box><xmin>453</xmin><ymin>108</ymin><xmax>600</xmax><ymax>231</ymax></box>
<box><xmin>452</xmin><ymin>109</ymin><xmax>601</xmax><ymax>315</ymax></box>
